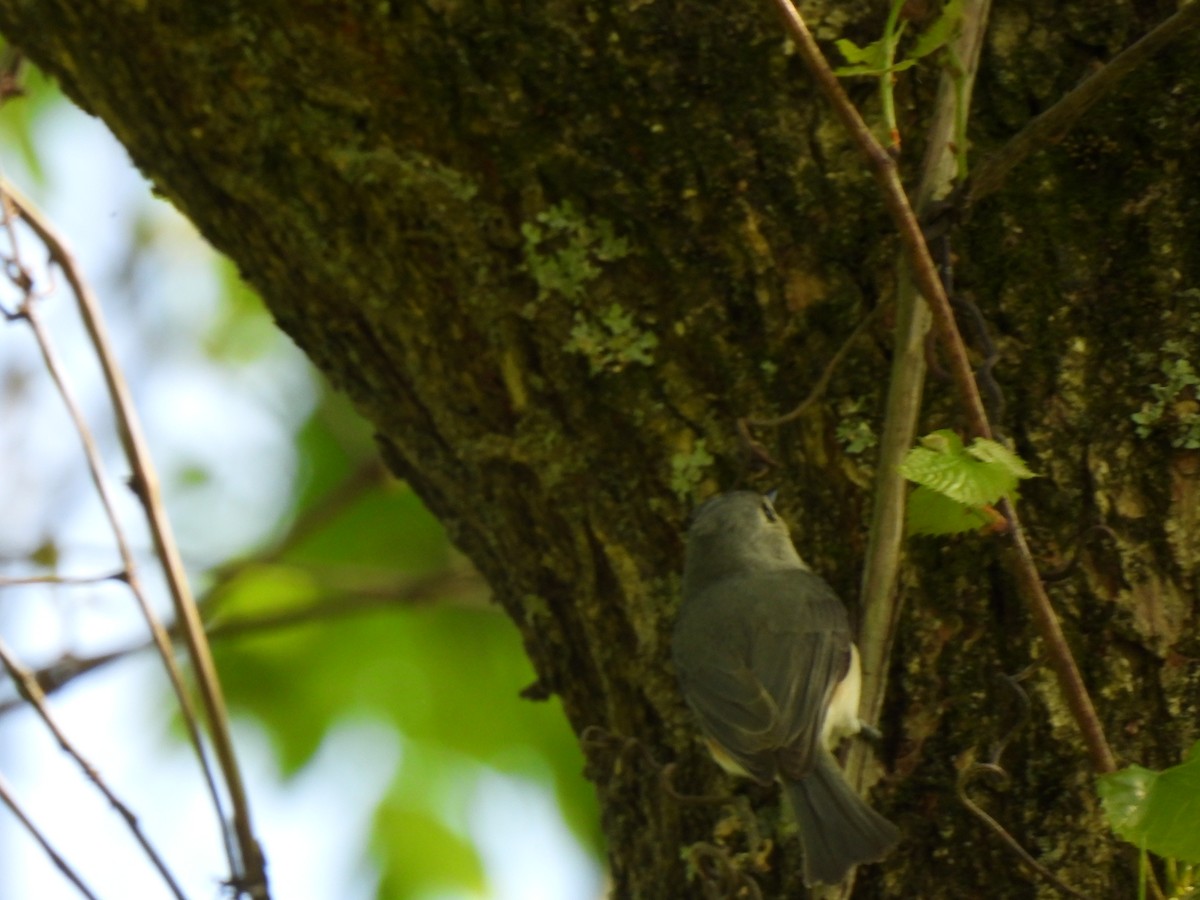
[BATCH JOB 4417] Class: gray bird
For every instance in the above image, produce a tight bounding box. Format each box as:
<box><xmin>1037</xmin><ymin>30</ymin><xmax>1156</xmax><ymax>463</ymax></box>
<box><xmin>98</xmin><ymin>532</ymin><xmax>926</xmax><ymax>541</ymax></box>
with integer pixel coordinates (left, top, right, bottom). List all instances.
<box><xmin>671</xmin><ymin>490</ymin><xmax>899</xmax><ymax>887</ymax></box>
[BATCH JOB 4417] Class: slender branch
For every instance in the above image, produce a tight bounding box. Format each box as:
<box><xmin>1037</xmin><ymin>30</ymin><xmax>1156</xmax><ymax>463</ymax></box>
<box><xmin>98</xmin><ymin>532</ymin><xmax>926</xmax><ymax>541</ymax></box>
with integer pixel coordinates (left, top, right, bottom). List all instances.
<box><xmin>856</xmin><ymin>0</ymin><xmax>994</xmax><ymax>744</ymax></box>
<box><xmin>0</xmin><ymin>565</ymin><xmax>488</xmax><ymax>716</ymax></box>
<box><xmin>1</xmin><ymin>180</ymin><xmax>269</xmax><ymax>894</ymax></box>
<box><xmin>957</xmin><ymin>763</ymin><xmax>1091</xmax><ymax>900</ymax></box>
<box><xmin>768</xmin><ymin>0</ymin><xmax>990</xmax><ymax>440</ymax></box>
<box><xmin>838</xmin><ymin>17</ymin><xmax>994</xmax><ymax>900</ymax></box>
<box><xmin>1000</xmin><ymin>499</ymin><xmax>1115</xmax><ymax>772</ymax></box>
<box><xmin>0</xmin><ymin>650</ymin><xmax>126</xmax><ymax>715</ymax></box>
<box><xmin>209</xmin><ymin>567</ymin><xmax>488</xmax><ymax>639</ymax></box>
<box><xmin>744</xmin><ymin>301</ymin><xmax>887</xmax><ymax>428</ymax></box>
<box><xmin>0</xmin><ymin>638</ymin><xmax>186</xmax><ymax>899</ymax></box>
<box><xmin>204</xmin><ymin>456</ymin><xmax>390</xmax><ymax>617</ymax></box>
<box><xmin>0</xmin><ymin>772</ymin><xmax>101</xmax><ymax>900</ymax></box>
<box><xmin>968</xmin><ymin>1</ymin><xmax>1200</xmax><ymax>206</ymax></box>
<box><xmin>0</xmin><ymin>571</ymin><xmax>126</xmax><ymax>587</ymax></box>
<box><xmin>769</xmin><ymin>0</ymin><xmax>1117</xmax><ymax>774</ymax></box>
<box><xmin>0</xmin><ymin>194</ymin><xmax>238</xmax><ymax>873</ymax></box>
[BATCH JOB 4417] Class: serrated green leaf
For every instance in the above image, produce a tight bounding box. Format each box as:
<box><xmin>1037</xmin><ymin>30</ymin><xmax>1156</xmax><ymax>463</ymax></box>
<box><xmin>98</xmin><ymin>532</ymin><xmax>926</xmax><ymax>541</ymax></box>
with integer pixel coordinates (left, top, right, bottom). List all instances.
<box><xmin>1098</xmin><ymin>742</ymin><xmax>1200</xmax><ymax>863</ymax></box>
<box><xmin>967</xmin><ymin>438</ymin><xmax>1037</xmax><ymax>479</ymax></box>
<box><xmin>899</xmin><ymin>444</ymin><xmax>1016</xmax><ymax>506</ymax></box>
<box><xmin>906</xmin><ymin>486</ymin><xmax>992</xmax><ymax>536</ymax></box>
<box><xmin>918</xmin><ymin>428</ymin><xmax>965</xmax><ymax>454</ymax></box>
<box><xmin>901</xmin><ymin>431</ymin><xmax>1036</xmax><ymax>512</ymax></box>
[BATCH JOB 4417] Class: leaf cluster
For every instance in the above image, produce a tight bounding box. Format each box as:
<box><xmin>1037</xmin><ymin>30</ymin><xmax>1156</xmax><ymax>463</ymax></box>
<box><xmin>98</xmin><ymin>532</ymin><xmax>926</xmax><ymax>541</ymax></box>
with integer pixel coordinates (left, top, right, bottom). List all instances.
<box><xmin>900</xmin><ymin>429</ymin><xmax>1036</xmax><ymax>536</ymax></box>
<box><xmin>1099</xmin><ymin>742</ymin><xmax>1200</xmax><ymax>895</ymax></box>
<box><xmin>206</xmin><ymin>397</ymin><xmax>601</xmax><ymax>897</ymax></box>
<box><xmin>833</xmin><ymin>0</ymin><xmax>964</xmax><ymax>78</ymax></box>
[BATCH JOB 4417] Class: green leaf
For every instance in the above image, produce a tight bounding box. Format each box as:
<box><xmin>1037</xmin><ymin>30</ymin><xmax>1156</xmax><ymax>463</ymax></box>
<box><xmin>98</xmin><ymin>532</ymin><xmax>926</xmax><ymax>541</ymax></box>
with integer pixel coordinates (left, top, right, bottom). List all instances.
<box><xmin>906</xmin><ymin>0</ymin><xmax>964</xmax><ymax>61</ymax></box>
<box><xmin>918</xmin><ymin>428</ymin><xmax>965</xmax><ymax>454</ymax></box>
<box><xmin>967</xmin><ymin>438</ymin><xmax>1037</xmax><ymax>479</ymax></box>
<box><xmin>1098</xmin><ymin>742</ymin><xmax>1200</xmax><ymax>863</ymax></box>
<box><xmin>203</xmin><ymin>258</ymin><xmax>282</xmax><ymax>362</ymax></box>
<box><xmin>900</xmin><ymin>443</ymin><xmax>1015</xmax><ymax>506</ymax></box>
<box><xmin>900</xmin><ymin>429</ymin><xmax>1035</xmax><ymax>507</ymax></box>
<box><xmin>373</xmin><ymin>800</ymin><xmax>486</xmax><ymax>897</ymax></box>
<box><xmin>833</xmin><ymin>63</ymin><xmax>889</xmax><ymax>77</ymax></box>
<box><xmin>901</xmin><ymin>430</ymin><xmax>1038</xmax><ymax>535</ymax></box>
<box><xmin>833</xmin><ymin>22</ymin><xmax>915</xmax><ymax>76</ymax></box>
<box><xmin>907</xmin><ymin>485</ymin><xmax>992</xmax><ymax>536</ymax></box>
<box><xmin>834</xmin><ymin>37</ymin><xmax>885</xmax><ymax>68</ymax></box>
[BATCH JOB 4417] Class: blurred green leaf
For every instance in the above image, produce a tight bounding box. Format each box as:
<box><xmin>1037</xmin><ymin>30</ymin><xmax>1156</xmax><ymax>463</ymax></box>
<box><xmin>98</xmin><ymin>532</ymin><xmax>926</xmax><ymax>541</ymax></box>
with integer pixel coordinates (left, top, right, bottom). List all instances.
<box><xmin>373</xmin><ymin>797</ymin><xmax>486</xmax><ymax>898</ymax></box>
<box><xmin>0</xmin><ymin>62</ymin><xmax>62</xmax><ymax>184</ymax></box>
<box><xmin>834</xmin><ymin>37</ymin><xmax>887</xmax><ymax>69</ymax></box>
<box><xmin>193</xmin><ymin>302</ymin><xmax>600</xmax><ymax>895</ymax></box>
<box><xmin>1098</xmin><ymin>742</ymin><xmax>1200</xmax><ymax>863</ymax></box>
<box><xmin>291</xmin><ymin>390</ymin><xmax>382</xmax><ymax>508</ymax></box>
<box><xmin>907</xmin><ymin>0</ymin><xmax>964</xmax><ymax>61</ymax></box>
<box><xmin>203</xmin><ymin>259</ymin><xmax>284</xmax><ymax>362</ymax></box>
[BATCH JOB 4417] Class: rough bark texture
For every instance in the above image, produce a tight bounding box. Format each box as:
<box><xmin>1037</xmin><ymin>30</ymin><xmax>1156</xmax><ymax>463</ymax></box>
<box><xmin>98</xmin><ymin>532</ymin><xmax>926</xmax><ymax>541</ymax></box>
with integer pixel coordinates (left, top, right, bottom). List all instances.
<box><xmin>3</xmin><ymin>0</ymin><xmax>1198</xmax><ymax>896</ymax></box>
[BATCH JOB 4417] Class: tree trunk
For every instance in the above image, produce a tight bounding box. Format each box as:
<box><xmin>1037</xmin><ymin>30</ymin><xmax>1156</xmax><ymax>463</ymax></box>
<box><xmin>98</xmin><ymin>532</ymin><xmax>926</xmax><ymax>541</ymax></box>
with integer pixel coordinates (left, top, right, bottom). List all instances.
<box><xmin>2</xmin><ymin>1</ymin><xmax>1197</xmax><ymax>896</ymax></box>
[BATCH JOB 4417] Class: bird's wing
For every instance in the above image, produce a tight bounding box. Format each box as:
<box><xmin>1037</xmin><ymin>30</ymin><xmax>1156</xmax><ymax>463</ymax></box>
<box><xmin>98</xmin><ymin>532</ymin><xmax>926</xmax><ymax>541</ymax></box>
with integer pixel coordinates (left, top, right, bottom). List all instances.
<box><xmin>674</xmin><ymin>570</ymin><xmax>851</xmax><ymax>783</ymax></box>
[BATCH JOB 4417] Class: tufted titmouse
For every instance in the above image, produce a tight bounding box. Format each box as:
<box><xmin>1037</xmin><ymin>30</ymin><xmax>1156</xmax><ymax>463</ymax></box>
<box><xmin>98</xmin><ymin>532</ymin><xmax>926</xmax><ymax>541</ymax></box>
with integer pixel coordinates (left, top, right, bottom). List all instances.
<box><xmin>671</xmin><ymin>490</ymin><xmax>898</xmax><ymax>887</ymax></box>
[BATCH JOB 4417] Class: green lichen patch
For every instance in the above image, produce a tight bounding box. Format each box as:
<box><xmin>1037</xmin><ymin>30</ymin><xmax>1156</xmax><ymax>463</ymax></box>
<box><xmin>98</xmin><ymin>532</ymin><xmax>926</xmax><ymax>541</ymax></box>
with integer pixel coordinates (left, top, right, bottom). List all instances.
<box><xmin>521</xmin><ymin>201</ymin><xmax>631</xmax><ymax>304</ymax></box>
<box><xmin>520</xmin><ymin>202</ymin><xmax>657</xmax><ymax>374</ymax></box>
<box><xmin>565</xmin><ymin>304</ymin><xmax>659</xmax><ymax>375</ymax></box>
<box><xmin>835</xmin><ymin>396</ymin><xmax>878</xmax><ymax>455</ymax></box>
<box><xmin>670</xmin><ymin>439</ymin><xmax>715</xmax><ymax>502</ymax></box>
<box><xmin>1132</xmin><ymin>338</ymin><xmax>1200</xmax><ymax>450</ymax></box>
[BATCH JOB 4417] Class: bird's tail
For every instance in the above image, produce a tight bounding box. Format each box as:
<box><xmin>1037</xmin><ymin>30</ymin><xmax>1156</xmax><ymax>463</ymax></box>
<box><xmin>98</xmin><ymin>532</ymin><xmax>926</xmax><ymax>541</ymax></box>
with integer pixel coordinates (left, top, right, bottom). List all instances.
<box><xmin>783</xmin><ymin>749</ymin><xmax>899</xmax><ymax>887</ymax></box>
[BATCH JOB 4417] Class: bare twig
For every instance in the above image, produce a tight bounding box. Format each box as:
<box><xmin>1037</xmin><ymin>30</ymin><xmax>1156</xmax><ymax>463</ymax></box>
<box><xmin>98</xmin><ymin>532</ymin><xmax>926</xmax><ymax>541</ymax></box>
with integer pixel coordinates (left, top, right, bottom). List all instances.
<box><xmin>1</xmin><ymin>179</ymin><xmax>270</xmax><ymax>894</ymax></box>
<box><xmin>0</xmin><ymin>565</ymin><xmax>487</xmax><ymax>716</ymax></box>
<box><xmin>0</xmin><ymin>638</ymin><xmax>186</xmax><ymax>899</ymax></box>
<box><xmin>834</xmin><ymin>7</ymin><xmax>994</xmax><ymax>899</ymax></box>
<box><xmin>952</xmin><ymin>670</ymin><xmax>1093</xmax><ymax>900</ymax></box>
<box><xmin>208</xmin><ymin>566</ymin><xmax>487</xmax><ymax>639</ymax></box>
<box><xmin>769</xmin><ymin>0</ymin><xmax>1117</xmax><ymax>774</ymax></box>
<box><xmin>1000</xmin><ymin>501</ymin><xmax>1115</xmax><ymax>772</ymax></box>
<box><xmin>745</xmin><ymin>301</ymin><xmax>887</xmax><ymax>428</ymax></box>
<box><xmin>968</xmin><ymin>2</ymin><xmax>1200</xmax><ymax>207</ymax></box>
<box><xmin>0</xmin><ymin>191</ymin><xmax>237</xmax><ymax>873</ymax></box>
<box><xmin>0</xmin><ymin>571</ymin><xmax>126</xmax><ymax>587</ymax></box>
<box><xmin>203</xmin><ymin>456</ymin><xmax>391</xmax><ymax>617</ymax></box>
<box><xmin>855</xmin><ymin>0</ymin><xmax>994</xmax><ymax>749</ymax></box>
<box><xmin>0</xmin><ymin>772</ymin><xmax>101</xmax><ymax>900</ymax></box>
<box><xmin>957</xmin><ymin>763</ymin><xmax>1091</xmax><ymax>900</ymax></box>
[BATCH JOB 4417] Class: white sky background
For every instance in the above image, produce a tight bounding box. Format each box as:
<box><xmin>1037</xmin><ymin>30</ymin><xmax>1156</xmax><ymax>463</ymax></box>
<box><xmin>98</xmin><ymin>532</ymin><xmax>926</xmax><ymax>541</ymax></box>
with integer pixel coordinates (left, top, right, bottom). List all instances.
<box><xmin>0</xmin><ymin>87</ymin><xmax>602</xmax><ymax>899</ymax></box>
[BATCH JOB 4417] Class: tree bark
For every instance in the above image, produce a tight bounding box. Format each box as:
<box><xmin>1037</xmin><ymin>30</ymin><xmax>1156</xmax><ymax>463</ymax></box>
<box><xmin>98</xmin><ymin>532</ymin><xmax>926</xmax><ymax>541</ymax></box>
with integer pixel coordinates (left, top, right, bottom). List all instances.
<box><xmin>2</xmin><ymin>1</ymin><xmax>1198</xmax><ymax>896</ymax></box>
